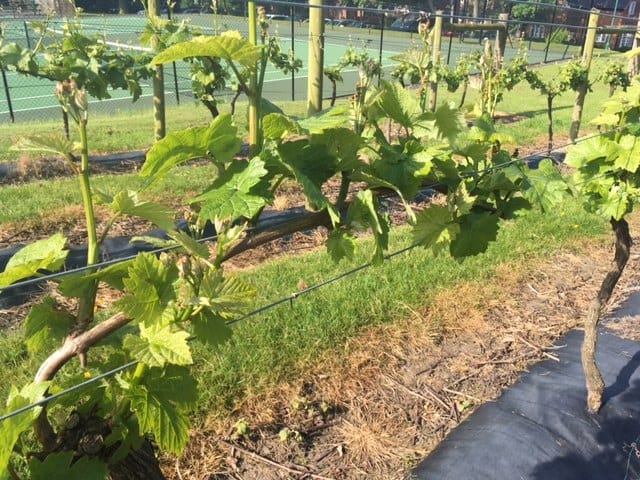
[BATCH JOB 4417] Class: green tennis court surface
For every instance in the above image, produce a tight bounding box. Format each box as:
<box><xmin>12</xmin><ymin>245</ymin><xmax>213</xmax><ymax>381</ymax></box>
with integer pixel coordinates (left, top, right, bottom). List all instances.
<box><xmin>0</xmin><ymin>13</ymin><xmax>577</xmax><ymax>122</ymax></box>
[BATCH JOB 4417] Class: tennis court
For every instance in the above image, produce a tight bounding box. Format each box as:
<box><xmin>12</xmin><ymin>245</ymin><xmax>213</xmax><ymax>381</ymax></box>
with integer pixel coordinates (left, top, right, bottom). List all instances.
<box><xmin>0</xmin><ymin>13</ymin><xmax>579</xmax><ymax>123</ymax></box>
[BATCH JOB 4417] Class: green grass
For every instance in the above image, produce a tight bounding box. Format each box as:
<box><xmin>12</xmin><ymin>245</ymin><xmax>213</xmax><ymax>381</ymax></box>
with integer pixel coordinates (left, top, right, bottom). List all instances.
<box><xmin>0</xmin><ymin>196</ymin><xmax>609</xmax><ymax>415</ymax></box>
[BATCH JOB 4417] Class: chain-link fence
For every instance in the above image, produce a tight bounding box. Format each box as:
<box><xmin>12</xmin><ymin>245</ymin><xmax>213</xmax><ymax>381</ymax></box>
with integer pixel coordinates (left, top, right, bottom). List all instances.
<box><xmin>0</xmin><ymin>0</ymin><xmax>634</xmax><ymax>124</ymax></box>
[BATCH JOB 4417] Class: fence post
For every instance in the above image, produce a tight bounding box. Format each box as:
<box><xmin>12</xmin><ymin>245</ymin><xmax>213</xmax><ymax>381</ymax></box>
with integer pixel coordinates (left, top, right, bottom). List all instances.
<box><xmin>1</xmin><ymin>68</ymin><xmax>15</xmax><ymax>123</ymax></box>
<box><xmin>307</xmin><ymin>0</ymin><xmax>324</xmax><ymax>115</ymax></box>
<box><xmin>569</xmin><ymin>9</ymin><xmax>598</xmax><ymax>143</ymax></box>
<box><xmin>628</xmin><ymin>17</ymin><xmax>640</xmax><ymax>77</ymax></box>
<box><xmin>495</xmin><ymin>13</ymin><xmax>508</xmax><ymax>69</ymax></box>
<box><xmin>23</xmin><ymin>22</ymin><xmax>32</xmax><ymax>49</ymax></box>
<box><xmin>428</xmin><ymin>11</ymin><xmax>443</xmax><ymax>112</ymax></box>
<box><xmin>290</xmin><ymin>7</ymin><xmax>295</xmax><ymax>101</ymax></box>
<box><xmin>378</xmin><ymin>12</ymin><xmax>385</xmax><ymax>87</ymax></box>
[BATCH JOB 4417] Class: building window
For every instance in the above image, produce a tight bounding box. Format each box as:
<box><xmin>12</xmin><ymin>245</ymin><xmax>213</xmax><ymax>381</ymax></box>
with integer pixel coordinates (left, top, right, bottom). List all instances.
<box><xmin>629</xmin><ymin>1</ymin><xmax>636</xmax><ymax>16</ymax></box>
<box><xmin>595</xmin><ymin>33</ymin><xmax>609</xmax><ymax>44</ymax></box>
<box><xmin>620</xmin><ymin>33</ymin><xmax>634</xmax><ymax>49</ymax></box>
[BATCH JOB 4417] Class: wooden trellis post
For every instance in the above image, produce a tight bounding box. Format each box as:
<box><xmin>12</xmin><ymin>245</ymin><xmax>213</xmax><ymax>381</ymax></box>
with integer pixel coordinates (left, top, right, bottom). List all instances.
<box><xmin>428</xmin><ymin>11</ymin><xmax>443</xmax><ymax>112</ymax></box>
<box><xmin>569</xmin><ymin>9</ymin><xmax>598</xmax><ymax>143</ymax></box>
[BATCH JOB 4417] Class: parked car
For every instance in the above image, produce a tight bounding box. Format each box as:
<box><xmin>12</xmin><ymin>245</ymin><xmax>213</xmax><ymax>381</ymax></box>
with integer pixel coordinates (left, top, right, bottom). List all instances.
<box><xmin>389</xmin><ymin>12</ymin><xmax>431</xmax><ymax>32</ymax></box>
<box><xmin>266</xmin><ymin>14</ymin><xmax>289</xmax><ymax>21</ymax></box>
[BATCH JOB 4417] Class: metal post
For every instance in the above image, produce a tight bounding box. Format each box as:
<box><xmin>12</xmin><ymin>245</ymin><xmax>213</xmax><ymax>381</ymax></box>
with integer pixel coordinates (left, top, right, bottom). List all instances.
<box><xmin>1</xmin><ymin>68</ymin><xmax>15</xmax><ymax>123</ymax></box>
<box><xmin>24</xmin><ymin>22</ymin><xmax>31</xmax><ymax>49</ymax></box>
<box><xmin>290</xmin><ymin>6</ymin><xmax>295</xmax><ymax>101</ymax></box>
<box><xmin>172</xmin><ymin>62</ymin><xmax>180</xmax><ymax>105</ymax></box>
<box><xmin>378</xmin><ymin>12</ymin><xmax>385</xmax><ymax>87</ymax></box>
<box><xmin>544</xmin><ymin>0</ymin><xmax>559</xmax><ymax>63</ymax></box>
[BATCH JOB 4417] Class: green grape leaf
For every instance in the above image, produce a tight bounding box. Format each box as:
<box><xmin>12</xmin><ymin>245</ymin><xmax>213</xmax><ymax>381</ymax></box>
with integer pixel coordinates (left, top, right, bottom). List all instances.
<box><xmin>565</xmin><ymin>136</ymin><xmax>619</xmax><ymax>169</ymax></box>
<box><xmin>346</xmin><ymin>190</ymin><xmax>389</xmax><ymax>264</ymax></box>
<box><xmin>199</xmin><ymin>270</ymin><xmax>255</xmax><ymax>316</ymax></box>
<box><xmin>11</xmin><ymin>135</ymin><xmax>79</xmax><ymax>157</ymax></box>
<box><xmin>153</xmin><ymin>31</ymin><xmax>262</xmax><ymax>67</ymax></box>
<box><xmin>118</xmin><ymin>253</ymin><xmax>178</xmax><ymax>325</ymax></box>
<box><xmin>1</xmin><ymin>382</ymin><xmax>50</xmax><ymax>475</ymax></box>
<box><xmin>351</xmin><ymin>171</ymin><xmax>416</xmax><ymax>223</ymax></box>
<box><xmin>590</xmin><ymin>112</ymin><xmax>621</xmax><ymax>128</ymax></box>
<box><xmin>432</xmin><ymin>102</ymin><xmax>465</xmax><ymax>143</ymax></box>
<box><xmin>0</xmin><ymin>234</ymin><xmax>68</xmax><ymax>288</ymax></box>
<box><xmin>193</xmin><ymin>157</ymin><xmax>267</xmax><ymax>222</ymax></box>
<box><xmin>615</xmin><ymin>135</ymin><xmax>640</xmax><ymax>172</ymax></box>
<box><xmin>413</xmin><ymin>205</ymin><xmax>460</xmax><ymax>256</ymax></box>
<box><xmin>374</xmin><ymin>80</ymin><xmax>421</xmax><ymax>129</ymax></box>
<box><xmin>521</xmin><ymin>159</ymin><xmax>568</xmax><ymax>212</ymax></box>
<box><xmin>168</xmin><ymin>230</ymin><xmax>211</xmax><ymax>259</ymax></box>
<box><xmin>263</xmin><ymin>113</ymin><xmax>301</xmax><ymax>140</ymax></box>
<box><xmin>326</xmin><ymin>229</ymin><xmax>357</xmax><ymax>262</ymax></box>
<box><xmin>124</xmin><ymin>324</ymin><xmax>192</xmax><ymax>367</ymax></box>
<box><xmin>125</xmin><ymin>367</ymin><xmax>196</xmax><ymax>454</ymax></box>
<box><xmin>311</xmin><ymin>128</ymin><xmax>364</xmax><ymax>171</ymax></box>
<box><xmin>297</xmin><ymin>106</ymin><xmax>351</xmax><ymax>133</ymax></box>
<box><xmin>109</xmin><ymin>190</ymin><xmax>175</xmax><ymax>231</ymax></box>
<box><xmin>450</xmin><ymin>213</ymin><xmax>500</xmax><ymax>258</ymax></box>
<box><xmin>371</xmin><ymin>139</ymin><xmax>432</xmax><ymax>201</ymax></box>
<box><xmin>597</xmin><ymin>183</ymin><xmax>633</xmax><ymax>220</ymax></box>
<box><xmin>59</xmin><ymin>261</ymin><xmax>131</xmax><ymax>297</ymax></box>
<box><xmin>29</xmin><ymin>452</ymin><xmax>108</xmax><ymax>480</ymax></box>
<box><xmin>24</xmin><ymin>297</ymin><xmax>74</xmax><ymax>355</ymax></box>
<box><xmin>276</xmin><ymin>140</ymin><xmax>340</xmax><ymax>224</ymax></box>
<box><xmin>191</xmin><ymin>310</ymin><xmax>233</xmax><ymax>346</ymax></box>
<box><xmin>142</xmin><ymin>114</ymin><xmax>241</xmax><ymax>184</ymax></box>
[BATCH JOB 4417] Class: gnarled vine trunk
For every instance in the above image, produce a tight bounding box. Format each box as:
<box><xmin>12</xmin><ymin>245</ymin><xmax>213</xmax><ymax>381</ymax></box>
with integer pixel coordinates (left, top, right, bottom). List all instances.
<box><xmin>581</xmin><ymin>218</ymin><xmax>632</xmax><ymax>413</ymax></box>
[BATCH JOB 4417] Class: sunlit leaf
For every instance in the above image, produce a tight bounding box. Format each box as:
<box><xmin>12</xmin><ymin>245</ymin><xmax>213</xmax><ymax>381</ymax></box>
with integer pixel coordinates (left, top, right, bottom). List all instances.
<box><xmin>413</xmin><ymin>205</ymin><xmax>460</xmax><ymax>256</ymax></box>
<box><xmin>521</xmin><ymin>159</ymin><xmax>568</xmax><ymax>212</ymax></box>
<box><xmin>0</xmin><ymin>234</ymin><xmax>68</xmax><ymax>288</ymax></box>
<box><xmin>326</xmin><ymin>229</ymin><xmax>357</xmax><ymax>262</ymax></box>
<box><xmin>23</xmin><ymin>297</ymin><xmax>74</xmax><ymax>355</ymax></box>
<box><xmin>124</xmin><ymin>324</ymin><xmax>192</xmax><ymax>367</ymax></box>
<box><xmin>192</xmin><ymin>157</ymin><xmax>267</xmax><ymax>222</ymax></box>
<box><xmin>109</xmin><ymin>191</ymin><xmax>175</xmax><ymax>231</ymax></box>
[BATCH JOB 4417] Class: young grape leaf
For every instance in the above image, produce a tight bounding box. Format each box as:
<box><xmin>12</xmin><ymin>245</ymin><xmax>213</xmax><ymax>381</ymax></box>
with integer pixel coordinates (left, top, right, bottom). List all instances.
<box><xmin>413</xmin><ymin>205</ymin><xmax>460</xmax><ymax>257</ymax></box>
<box><xmin>11</xmin><ymin>135</ymin><xmax>79</xmax><ymax>157</ymax></box>
<box><xmin>311</xmin><ymin>128</ymin><xmax>364</xmax><ymax>171</ymax></box>
<box><xmin>374</xmin><ymin>80</ymin><xmax>421</xmax><ymax>129</ymax></box>
<box><xmin>142</xmin><ymin>114</ymin><xmax>241</xmax><ymax>184</ymax></box>
<box><xmin>0</xmin><ymin>234</ymin><xmax>68</xmax><ymax>288</ymax></box>
<box><xmin>152</xmin><ymin>31</ymin><xmax>262</xmax><ymax>68</ymax></box>
<box><xmin>565</xmin><ymin>136</ymin><xmax>619</xmax><ymax>170</ymax></box>
<box><xmin>432</xmin><ymin>102</ymin><xmax>465</xmax><ymax>143</ymax></box>
<box><xmin>109</xmin><ymin>190</ymin><xmax>175</xmax><ymax>231</ymax></box>
<box><xmin>192</xmin><ymin>157</ymin><xmax>268</xmax><ymax>222</ymax></box>
<box><xmin>596</xmin><ymin>183</ymin><xmax>634</xmax><ymax>220</ymax></box>
<box><xmin>350</xmin><ymin>171</ymin><xmax>416</xmax><ymax>224</ymax></box>
<box><xmin>275</xmin><ymin>140</ymin><xmax>340</xmax><ymax>224</ymax></box>
<box><xmin>326</xmin><ymin>229</ymin><xmax>357</xmax><ymax>262</ymax></box>
<box><xmin>614</xmin><ymin>135</ymin><xmax>640</xmax><ymax>172</ymax></box>
<box><xmin>297</xmin><ymin>106</ymin><xmax>351</xmax><ymax>133</ymax></box>
<box><xmin>118</xmin><ymin>253</ymin><xmax>178</xmax><ymax>326</ymax></box>
<box><xmin>371</xmin><ymin>139</ymin><xmax>432</xmax><ymax>201</ymax></box>
<box><xmin>191</xmin><ymin>310</ymin><xmax>233</xmax><ymax>346</ymax></box>
<box><xmin>124</xmin><ymin>324</ymin><xmax>192</xmax><ymax>367</ymax></box>
<box><xmin>59</xmin><ymin>261</ymin><xmax>131</xmax><ymax>297</ymax></box>
<box><xmin>263</xmin><ymin>113</ymin><xmax>301</xmax><ymax>140</ymax></box>
<box><xmin>29</xmin><ymin>452</ymin><xmax>108</xmax><ymax>480</ymax></box>
<box><xmin>168</xmin><ymin>230</ymin><xmax>211</xmax><ymax>259</ymax></box>
<box><xmin>521</xmin><ymin>159</ymin><xmax>569</xmax><ymax>212</ymax></box>
<box><xmin>450</xmin><ymin>213</ymin><xmax>500</xmax><ymax>258</ymax></box>
<box><xmin>24</xmin><ymin>297</ymin><xmax>74</xmax><ymax>355</ymax></box>
<box><xmin>0</xmin><ymin>382</ymin><xmax>50</xmax><ymax>476</ymax></box>
<box><xmin>124</xmin><ymin>371</ymin><xmax>194</xmax><ymax>454</ymax></box>
<box><xmin>346</xmin><ymin>190</ymin><xmax>389</xmax><ymax>264</ymax></box>
<box><xmin>199</xmin><ymin>270</ymin><xmax>256</xmax><ymax>315</ymax></box>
